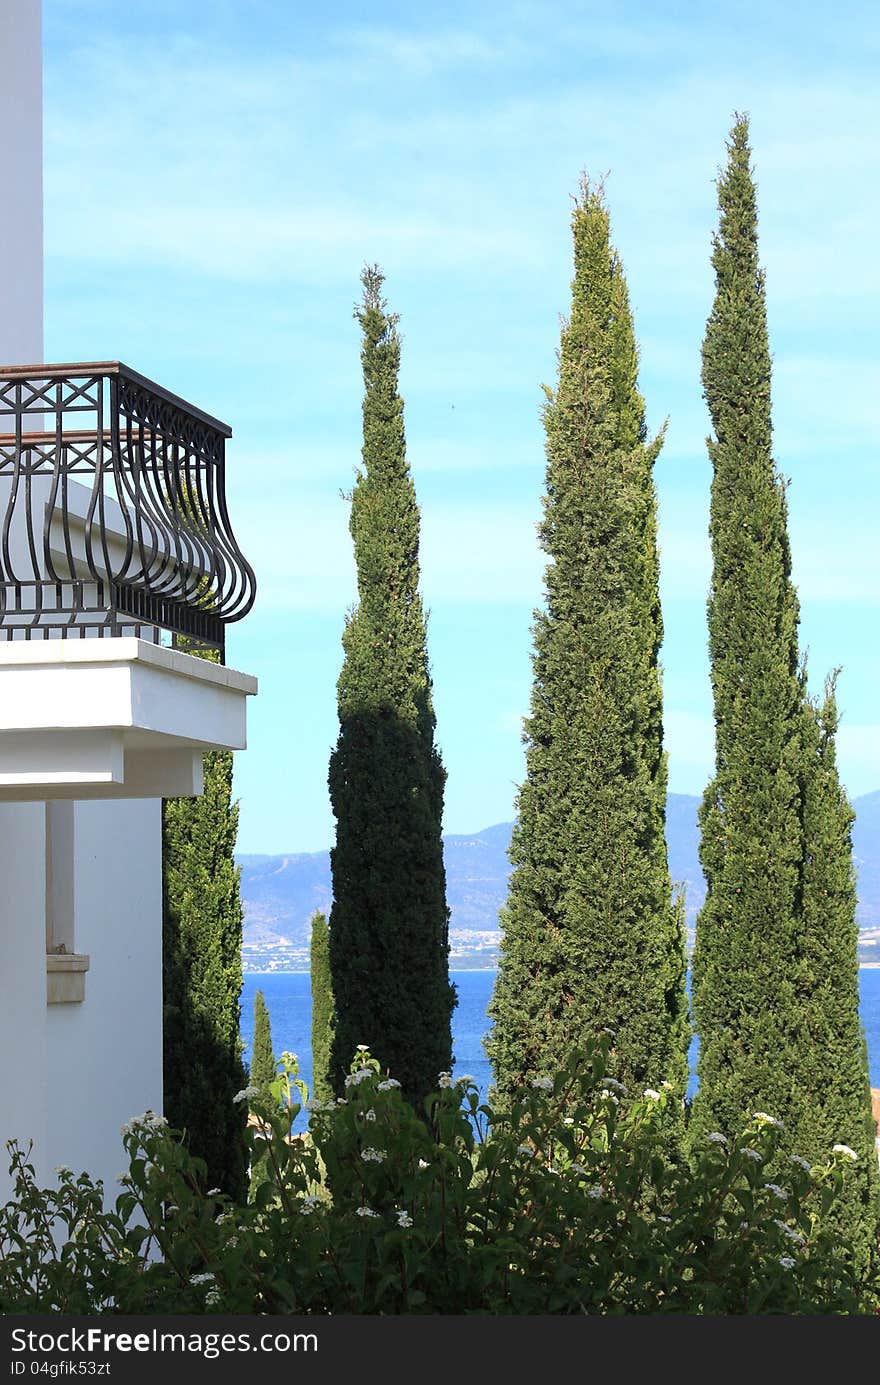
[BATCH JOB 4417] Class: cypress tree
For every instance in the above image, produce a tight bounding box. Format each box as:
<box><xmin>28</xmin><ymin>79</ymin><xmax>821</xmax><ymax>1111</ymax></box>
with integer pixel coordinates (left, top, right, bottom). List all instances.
<box><xmin>310</xmin><ymin>910</ymin><xmax>335</xmax><ymax>1105</ymax></box>
<box><xmin>690</xmin><ymin>116</ymin><xmax>878</xmax><ymax>1265</ymax></box>
<box><xmin>249</xmin><ymin>989</ymin><xmax>276</xmax><ymax>1107</ymax></box>
<box><xmin>327</xmin><ymin>266</ymin><xmax>455</xmax><ymax>1106</ymax></box>
<box><xmin>487</xmin><ymin>180</ymin><xmax>689</xmax><ymax>1104</ymax></box>
<box><xmin>162</xmin><ymin>646</ymin><xmax>248</xmax><ymax>1202</ymax></box>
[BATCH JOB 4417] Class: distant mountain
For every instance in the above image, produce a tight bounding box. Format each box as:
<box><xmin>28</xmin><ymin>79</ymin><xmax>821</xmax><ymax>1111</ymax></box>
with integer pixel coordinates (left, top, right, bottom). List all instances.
<box><xmin>239</xmin><ymin>791</ymin><xmax>880</xmax><ymax>970</ymax></box>
<box><xmin>237</xmin><ymin>819</ymin><xmax>515</xmax><ymax>972</ymax></box>
<box><xmin>853</xmin><ymin>790</ymin><xmax>880</xmax><ymax>934</ymax></box>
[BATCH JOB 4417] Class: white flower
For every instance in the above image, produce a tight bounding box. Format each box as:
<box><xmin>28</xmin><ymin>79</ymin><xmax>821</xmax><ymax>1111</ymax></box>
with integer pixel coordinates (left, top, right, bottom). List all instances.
<box><xmin>455</xmin><ymin>1074</ymin><xmax>475</xmax><ymax>1086</ymax></box>
<box><xmin>438</xmin><ymin>1072</ymin><xmax>453</xmax><ymax>1089</ymax></box>
<box><xmin>378</xmin><ymin>1079</ymin><xmax>401</xmax><ymax>1091</ymax></box>
<box><xmin>643</xmin><ymin>1089</ymin><xmax>661</xmax><ymax>1101</ymax></box>
<box><xmin>531</xmin><ymin>1077</ymin><xmax>554</xmax><ymax>1092</ymax></box>
<box><xmin>364</xmin><ymin>1109</ymin><xmax>377</xmax><ymax>1122</ymax></box>
<box><xmin>516</xmin><ymin>1144</ymin><xmax>535</xmax><ymax>1158</ymax></box>
<box><xmin>657</xmin><ymin>1215</ymin><xmax>671</xmax><ymax>1225</ymax></box>
<box><xmin>587</xmin><ymin>1185</ymin><xmax>605</xmax><ymax>1199</ymax></box>
<box><xmin>396</xmin><ymin>1210</ymin><xmax>413</xmax><ymax>1228</ymax></box>
<box><xmin>601</xmin><ymin>1078</ymin><xmax>627</xmax><ymax>1094</ymax></box>
<box><xmin>306</xmin><ymin>1098</ymin><xmax>324</xmax><ymax>1113</ymax></box>
<box><xmin>569</xmin><ymin>1163</ymin><xmax>587</xmax><ymax>1176</ymax></box>
<box><xmin>779</xmin><ymin>1256</ymin><xmax>796</xmax><ymax>1271</ymax></box>
<box><xmin>418</xmin><ymin>1159</ymin><xmax>430</xmax><ymax>1170</ymax></box>
<box><xmin>601</xmin><ymin>1092</ymin><xmax>620</xmax><ymax>1106</ymax></box>
<box><xmin>753</xmin><ymin>1111</ymin><xmax>783</xmax><ymax>1129</ymax></box>
<box><xmin>773</xmin><ymin>1219</ymin><xmax>805</xmax><ymax>1246</ymax></box>
<box><xmin>232</xmin><ymin>1086</ymin><xmax>259</xmax><ymax>1105</ymax></box>
<box><xmin>764</xmin><ymin>1183</ymin><xmax>789</xmax><ymax>1201</ymax></box>
<box><xmin>707</xmin><ymin>1132</ymin><xmax>728</xmax><ymax>1146</ymax></box>
<box><xmin>563</xmin><ymin>1117</ymin><xmax>574</xmax><ymax>1127</ymax></box>
<box><xmin>360</xmin><ymin>1148</ymin><xmax>387</xmax><ymax>1163</ymax></box>
<box><xmin>344</xmin><ymin>1068</ymin><xmax>374</xmax><ymax>1088</ymax></box>
<box><xmin>739</xmin><ymin>1147</ymin><xmax>763</xmax><ymax>1162</ymax></box>
<box><xmin>356</xmin><ymin>1045</ymin><xmax>370</xmax><ymax>1052</ymax></box>
<box><xmin>355</xmin><ymin>1206</ymin><xmax>379</xmax><ymax>1218</ymax></box>
<box><xmin>832</xmin><ymin>1144</ymin><xmax>858</xmax><ymax>1162</ymax></box>
<box><xmin>207</xmin><ymin>1188</ymin><xmax>221</xmax><ymax>1196</ymax></box>
<box><xmin>121</xmin><ymin>1110</ymin><xmax>169</xmax><ymax>1134</ymax></box>
<box><xmin>205</xmin><ymin>1288</ymin><xmax>221</xmax><ymax>1308</ymax></box>
<box><xmin>788</xmin><ymin>1154</ymin><xmax>812</xmax><ymax>1172</ymax></box>
<box><xmin>190</xmin><ymin>1273</ymin><xmax>214</xmax><ymax>1285</ymax></box>
<box><xmin>54</xmin><ymin>1165</ymin><xmax>71</xmax><ymax>1177</ymax></box>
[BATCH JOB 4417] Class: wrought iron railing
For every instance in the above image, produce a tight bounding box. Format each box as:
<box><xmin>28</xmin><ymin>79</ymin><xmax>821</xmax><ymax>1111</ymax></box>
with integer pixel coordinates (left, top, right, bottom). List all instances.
<box><xmin>0</xmin><ymin>362</ymin><xmax>256</xmax><ymax>651</ymax></box>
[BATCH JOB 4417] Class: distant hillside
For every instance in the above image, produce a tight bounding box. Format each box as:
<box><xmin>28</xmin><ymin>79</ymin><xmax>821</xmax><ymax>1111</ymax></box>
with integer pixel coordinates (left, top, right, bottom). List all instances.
<box><xmin>239</xmin><ymin>791</ymin><xmax>880</xmax><ymax>970</ymax></box>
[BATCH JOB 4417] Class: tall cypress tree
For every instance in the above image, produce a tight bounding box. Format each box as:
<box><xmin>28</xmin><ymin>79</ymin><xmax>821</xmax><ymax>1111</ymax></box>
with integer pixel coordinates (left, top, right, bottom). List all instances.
<box><xmin>328</xmin><ymin>266</ymin><xmax>455</xmax><ymax>1106</ymax></box>
<box><xmin>162</xmin><ymin>647</ymin><xmax>248</xmax><ymax>1202</ymax></box>
<box><xmin>249</xmin><ymin>989</ymin><xmax>276</xmax><ymax>1107</ymax></box>
<box><xmin>690</xmin><ymin>117</ymin><xmax>878</xmax><ymax>1266</ymax></box>
<box><xmin>310</xmin><ymin>911</ymin><xmax>335</xmax><ymax>1105</ymax></box>
<box><xmin>488</xmin><ymin>180</ymin><xmax>689</xmax><ymax>1104</ymax></box>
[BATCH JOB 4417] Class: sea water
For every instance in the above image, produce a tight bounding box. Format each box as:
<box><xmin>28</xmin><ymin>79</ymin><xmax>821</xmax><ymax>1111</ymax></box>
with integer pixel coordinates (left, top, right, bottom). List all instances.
<box><xmin>241</xmin><ymin>968</ymin><xmax>880</xmax><ymax>1131</ymax></box>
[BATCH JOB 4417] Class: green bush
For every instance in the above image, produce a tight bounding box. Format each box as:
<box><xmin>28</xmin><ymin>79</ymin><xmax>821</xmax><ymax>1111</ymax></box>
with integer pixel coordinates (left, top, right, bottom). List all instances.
<box><xmin>1</xmin><ymin>1037</ymin><xmax>875</xmax><ymax>1314</ymax></box>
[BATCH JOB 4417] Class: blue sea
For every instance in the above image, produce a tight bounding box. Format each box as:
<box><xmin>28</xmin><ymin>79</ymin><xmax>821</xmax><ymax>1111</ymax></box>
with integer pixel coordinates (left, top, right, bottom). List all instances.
<box><xmin>241</xmin><ymin>968</ymin><xmax>880</xmax><ymax>1130</ymax></box>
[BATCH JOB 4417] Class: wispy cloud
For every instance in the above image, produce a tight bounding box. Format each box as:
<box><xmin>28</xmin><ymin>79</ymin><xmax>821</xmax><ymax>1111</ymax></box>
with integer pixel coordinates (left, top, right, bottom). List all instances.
<box><xmin>232</xmin><ymin>489</ymin><xmax>542</xmax><ymax>615</ymax></box>
<box><xmin>339</xmin><ymin>26</ymin><xmax>525</xmax><ymax>73</ymax></box>
<box><xmin>41</xmin><ymin>0</ymin><xmax>880</xmax><ymax>848</ymax></box>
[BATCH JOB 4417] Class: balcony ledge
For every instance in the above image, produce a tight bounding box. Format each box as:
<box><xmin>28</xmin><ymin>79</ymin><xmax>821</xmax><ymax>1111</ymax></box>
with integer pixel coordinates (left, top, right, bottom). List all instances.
<box><xmin>0</xmin><ymin>637</ymin><xmax>257</xmax><ymax>800</ymax></box>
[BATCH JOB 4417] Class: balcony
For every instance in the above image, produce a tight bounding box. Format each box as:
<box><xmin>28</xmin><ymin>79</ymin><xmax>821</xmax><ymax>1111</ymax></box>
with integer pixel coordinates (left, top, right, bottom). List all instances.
<box><xmin>0</xmin><ymin>362</ymin><xmax>258</xmax><ymax>801</ymax></box>
<box><xmin>0</xmin><ymin>361</ymin><xmax>256</xmax><ymax>652</ymax></box>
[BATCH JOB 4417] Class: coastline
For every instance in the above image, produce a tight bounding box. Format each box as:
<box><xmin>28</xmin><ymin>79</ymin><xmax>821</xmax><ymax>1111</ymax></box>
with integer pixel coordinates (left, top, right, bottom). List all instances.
<box><xmin>243</xmin><ymin>963</ymin><xmax>880</xmax><ymax>976</ymax></box>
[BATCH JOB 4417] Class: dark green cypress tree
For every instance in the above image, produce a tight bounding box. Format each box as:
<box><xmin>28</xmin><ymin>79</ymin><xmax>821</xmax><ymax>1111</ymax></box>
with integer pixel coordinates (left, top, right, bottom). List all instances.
<box><xmin>690</xmin><ymin>117</ymin><xmax>878</xmax><ymax>1267</ymax></box>
<box><xmin>249</xmin><ymin>989</ymin><xmax>276</xmax><ymax>1107</ymax></box>
<box><xmin>487</xmin><ymin>180</ymin><xmax>689</xmax><ymax>1104</ymax></box>
<box><xmin>796</xmin><ymin>681</ymin><xmax>880</xmax><ymax>1264</ymax></box>
<box><xmin>162</xmin><ymin>648</ymin><xmax>248</xmax><ymax>1202</ymax></box>
<box><xmin>309</xmin><ymin>911</ymin><xmax>335</xmax><ymax>1105</ymax></box>
<box><xmin>327</xmin><ymin>266</ymin><xmax>455</xmax><ymax>1107</ymax></box>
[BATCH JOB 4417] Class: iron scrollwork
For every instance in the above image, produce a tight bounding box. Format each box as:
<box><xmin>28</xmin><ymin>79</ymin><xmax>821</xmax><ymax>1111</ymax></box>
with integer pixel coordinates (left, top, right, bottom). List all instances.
<box><xmin>0</xmin><ymin>362</ymin><xmax>256</xmax><ymax>652</ymax></box>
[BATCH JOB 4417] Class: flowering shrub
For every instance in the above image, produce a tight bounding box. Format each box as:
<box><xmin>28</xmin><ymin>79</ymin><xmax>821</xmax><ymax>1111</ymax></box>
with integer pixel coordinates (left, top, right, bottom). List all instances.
<box><xmin>0</xmin><ymin>1037</ymin><xmax>876</xmax><ymax>1314</ymax></box>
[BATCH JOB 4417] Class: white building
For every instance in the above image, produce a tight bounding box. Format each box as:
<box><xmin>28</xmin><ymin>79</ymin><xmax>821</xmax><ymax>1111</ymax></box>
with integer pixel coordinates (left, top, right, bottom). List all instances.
<box><xmin>0</xmin><ymin>0</ymin><xmax>256</xmax><ymax>1199</ymax></box>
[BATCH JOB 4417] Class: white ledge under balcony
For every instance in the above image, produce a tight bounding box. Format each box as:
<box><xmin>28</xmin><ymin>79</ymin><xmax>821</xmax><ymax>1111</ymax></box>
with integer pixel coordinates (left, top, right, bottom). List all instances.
<box><xmin>0</xmin><ymin>637</ymin><xmax>257</xmax><ymax>801</ymax></box>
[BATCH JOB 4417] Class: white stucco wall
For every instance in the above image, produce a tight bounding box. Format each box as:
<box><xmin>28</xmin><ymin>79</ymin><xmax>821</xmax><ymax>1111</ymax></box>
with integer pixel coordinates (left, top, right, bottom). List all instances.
<box><xmin>0</xmin><ymin>2</ymin><xmax>165</xmax><ymax>1203</ymax></box>
<box><xmin>1</xmin><ymin>5</ymin><xmax>255</xmax><ymax>1211</ymax></box>
<box><xmin>0</xmin><ymin>0</ymin><xmax>48</xmax><ymax>1202</ymax></box>
<box><xmin>46</xmin><ymin>800</ymin><xmax>163</xmax><ymax>1196</ymax></box>
<box><xmin>0</xmin><ymin>0</ymin><xmax>43</xmax><ymax>366</ymax></box>
<box><xmin>0</xmin><ymin>799</ymin><xmax>164</xmax><ymax>1201</ymax></box>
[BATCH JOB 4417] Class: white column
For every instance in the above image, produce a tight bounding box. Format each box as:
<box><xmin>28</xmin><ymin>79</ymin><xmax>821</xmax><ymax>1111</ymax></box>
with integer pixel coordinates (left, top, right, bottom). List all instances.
<box><xmin>0</xmin><ymin>802</ymin><xmax>48</xmax><ymax>1198</ymax></box>
<box><xmin>0</xmin><ymin>0</ymin><xmax>44</xmax><ymax>364</ymax></box>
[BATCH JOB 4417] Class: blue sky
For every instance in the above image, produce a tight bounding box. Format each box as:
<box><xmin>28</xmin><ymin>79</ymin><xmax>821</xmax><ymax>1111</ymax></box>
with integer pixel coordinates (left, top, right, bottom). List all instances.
<box><xmin>42</xmin><ymin>1</ymin><xmax>880</xmax><ymax>852</ymax></box>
